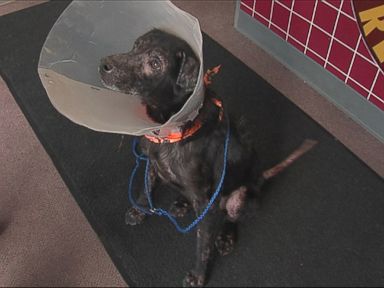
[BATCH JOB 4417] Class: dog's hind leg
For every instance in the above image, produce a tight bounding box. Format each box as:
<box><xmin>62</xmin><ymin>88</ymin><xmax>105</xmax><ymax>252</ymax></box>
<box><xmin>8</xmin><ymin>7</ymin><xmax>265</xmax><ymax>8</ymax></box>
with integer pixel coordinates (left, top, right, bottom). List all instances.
<box><xmin>213</xmin><ymin>186</ymin><xmax>247</xmax><ymax>257</ymax></box>
<box><xmin>222</xmin><ymin>186</ymin><xmax>248</xmax><ymax>222</ymax></box>
<box><xmin>215</xmin><ymin>221</ymin><xmax>237</xmax><ymax>256</ymax></box>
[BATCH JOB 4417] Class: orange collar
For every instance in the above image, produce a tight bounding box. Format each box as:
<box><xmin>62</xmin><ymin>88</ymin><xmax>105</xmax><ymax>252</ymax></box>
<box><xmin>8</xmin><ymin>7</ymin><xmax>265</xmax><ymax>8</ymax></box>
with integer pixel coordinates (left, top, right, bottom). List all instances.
<box><xmin>145</xmin><ymin>97</ymin><xmax>223</xmax><ymax>144</ymax></box>
<box><xmin>145</xmin><ymin>65</ymin><xmax>222</xmax><ymax>144</ymax></box>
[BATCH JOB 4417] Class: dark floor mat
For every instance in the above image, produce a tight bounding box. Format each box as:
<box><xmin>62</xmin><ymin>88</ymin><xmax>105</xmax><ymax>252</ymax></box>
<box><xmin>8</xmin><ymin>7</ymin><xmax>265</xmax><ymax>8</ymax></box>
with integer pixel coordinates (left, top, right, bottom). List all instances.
<box><xmin>1</xmin><ymin>2</ymin><xmax>384</xmax><ymax>287</ymax></box>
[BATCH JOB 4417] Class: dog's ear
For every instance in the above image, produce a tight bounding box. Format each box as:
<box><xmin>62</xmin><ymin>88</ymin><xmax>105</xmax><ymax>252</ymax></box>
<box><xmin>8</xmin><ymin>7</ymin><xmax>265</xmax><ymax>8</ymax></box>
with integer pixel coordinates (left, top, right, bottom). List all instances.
<box><xmin>175</xmin><ymin>51</ymin><xmax>199</xmax><ymax>95</ymax></box>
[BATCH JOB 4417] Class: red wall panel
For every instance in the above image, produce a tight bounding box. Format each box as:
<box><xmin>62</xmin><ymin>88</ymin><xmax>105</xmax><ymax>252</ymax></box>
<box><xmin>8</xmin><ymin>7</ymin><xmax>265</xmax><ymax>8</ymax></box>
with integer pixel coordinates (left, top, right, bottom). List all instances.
<box><xmin>240</xmin><ymin>0</ymin><xmax>384</xmax><ymax>111</ymax></box>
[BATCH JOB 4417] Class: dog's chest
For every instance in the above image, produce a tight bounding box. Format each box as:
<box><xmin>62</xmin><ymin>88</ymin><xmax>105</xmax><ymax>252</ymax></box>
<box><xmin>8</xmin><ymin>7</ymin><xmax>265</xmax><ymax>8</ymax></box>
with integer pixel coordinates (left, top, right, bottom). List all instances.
<box><xmin>153</xmin><ymin>155</ymin><xmax>177</xmax><ymax>182</ymax></box>
<box><xmin>147</xmin><ymin>142</ymin><xmax>199</xmax><ymax>184</ymax></box>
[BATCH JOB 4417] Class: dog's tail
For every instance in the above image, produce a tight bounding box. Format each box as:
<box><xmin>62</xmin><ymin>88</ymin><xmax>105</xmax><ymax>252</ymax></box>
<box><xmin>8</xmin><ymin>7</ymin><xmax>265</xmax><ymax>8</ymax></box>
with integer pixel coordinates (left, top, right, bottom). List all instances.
<box><xmin>252</xmin><ymin>139</ymin><xmax>318</xmax><ymax>191</ymax></box>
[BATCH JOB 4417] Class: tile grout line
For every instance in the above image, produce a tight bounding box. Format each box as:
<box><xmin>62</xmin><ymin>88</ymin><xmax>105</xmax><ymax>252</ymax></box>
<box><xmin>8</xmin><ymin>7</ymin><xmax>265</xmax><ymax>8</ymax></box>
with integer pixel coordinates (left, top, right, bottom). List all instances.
<box><xmin>324</xmin><ymin>1</ymin><xmax>346</xmax><ymax>70</ymax></box>
<box><xmin>322</xmin><ymin>0</ymin><xmax>355</xmax><ymax>21</ymax></box>
<box><xmin>285</xmin><ymin>0</ymin><xmax>295</xmax><ymax>41</ymax></box>
<box><xmin>367</xmin><ymin>70</ymin><xmax>381</xmax><ymax>101</ymax></box>
<box><xmin>345</xmin><ymin>34</ymin><xmax>361</xmax><ymax>84</ymax></box>
<box><xmin>268</xmin><ymin>0</ymin><xmax>275</xmax><ymax>29</ymax></box>
<box><xmin>304</xmin><ymin>0</ymin><xmax>318</xmax><ymax>54</ymax></box>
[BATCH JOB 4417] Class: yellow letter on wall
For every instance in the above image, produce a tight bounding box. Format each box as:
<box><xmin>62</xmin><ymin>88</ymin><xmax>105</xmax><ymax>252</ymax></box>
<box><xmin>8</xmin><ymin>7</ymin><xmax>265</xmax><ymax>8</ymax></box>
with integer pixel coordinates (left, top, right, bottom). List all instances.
<box><xmin>359</xmin><ymin>4</ymin><xmax>384</xmax><ymax>36</ymax></box>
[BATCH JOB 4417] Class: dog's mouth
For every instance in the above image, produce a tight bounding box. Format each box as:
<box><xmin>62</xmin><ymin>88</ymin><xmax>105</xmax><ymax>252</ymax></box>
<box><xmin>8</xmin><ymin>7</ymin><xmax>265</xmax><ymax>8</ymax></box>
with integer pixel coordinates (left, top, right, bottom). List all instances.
<box><xmin>99</xmin><ymin>76</ymin><xmax>121</xmax><ymax>92</ymax></box>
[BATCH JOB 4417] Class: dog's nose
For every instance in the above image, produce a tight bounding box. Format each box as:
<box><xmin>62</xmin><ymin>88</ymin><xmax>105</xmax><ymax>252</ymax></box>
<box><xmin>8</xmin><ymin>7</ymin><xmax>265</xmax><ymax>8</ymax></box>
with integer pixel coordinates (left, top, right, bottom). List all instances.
<box><xmin>101</xmin><ymin>63</ymin><xmax>114</xmax><ymax>73</ymax></box>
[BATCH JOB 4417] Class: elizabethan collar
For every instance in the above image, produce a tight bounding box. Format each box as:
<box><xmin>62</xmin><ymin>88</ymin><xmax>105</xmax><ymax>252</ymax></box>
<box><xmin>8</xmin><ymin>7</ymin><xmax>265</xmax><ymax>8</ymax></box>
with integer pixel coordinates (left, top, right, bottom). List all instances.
<box><xmin>38</xmin><ymin>1</ymin><xmax>204</xmax><ymax>137</ymax></box>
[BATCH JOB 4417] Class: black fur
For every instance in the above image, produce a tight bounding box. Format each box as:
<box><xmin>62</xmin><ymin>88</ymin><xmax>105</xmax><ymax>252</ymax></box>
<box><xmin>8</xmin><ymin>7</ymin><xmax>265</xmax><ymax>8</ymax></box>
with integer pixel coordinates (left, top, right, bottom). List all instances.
<box><xmin>100</xmin><ymin>29</ymin><xmax>261</xmax><ymax>287</ymax></box>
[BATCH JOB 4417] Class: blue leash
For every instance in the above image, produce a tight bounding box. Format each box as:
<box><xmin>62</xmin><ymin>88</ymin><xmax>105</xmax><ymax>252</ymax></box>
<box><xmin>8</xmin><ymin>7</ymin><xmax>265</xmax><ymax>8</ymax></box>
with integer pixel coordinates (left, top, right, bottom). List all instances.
<box><xmin>127</xmin><ymin>124</ymin><xmax>230</xmax><ymax>234</ymax></box>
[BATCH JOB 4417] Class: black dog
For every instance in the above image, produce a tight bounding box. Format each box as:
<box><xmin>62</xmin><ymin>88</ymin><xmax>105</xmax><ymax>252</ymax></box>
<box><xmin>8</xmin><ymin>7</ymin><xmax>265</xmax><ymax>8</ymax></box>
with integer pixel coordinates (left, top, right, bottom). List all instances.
<box><xmin>99</xmin><ymin>29</ymin><xmax>316</xmax><ymax>287</ymax></box>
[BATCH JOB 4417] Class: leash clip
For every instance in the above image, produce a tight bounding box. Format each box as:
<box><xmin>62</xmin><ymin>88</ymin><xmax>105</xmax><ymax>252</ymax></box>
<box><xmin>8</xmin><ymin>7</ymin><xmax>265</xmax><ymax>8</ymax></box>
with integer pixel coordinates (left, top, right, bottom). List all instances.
<box><xmin>149</xmin><ymin>208</ymin><xmax>162</xmax><ymax>215</ymax></box>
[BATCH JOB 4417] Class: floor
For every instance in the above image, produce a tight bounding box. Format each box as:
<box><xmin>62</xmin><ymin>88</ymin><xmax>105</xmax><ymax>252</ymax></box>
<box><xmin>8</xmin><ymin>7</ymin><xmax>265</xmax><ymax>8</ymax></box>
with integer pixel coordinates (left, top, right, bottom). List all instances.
<box><xmin>0</xmin><ymin>1</ymin><xmax>382</xmax><ymax>286</ymax></box>
<box><xmin>0</xmin><ymin>1</ymin><xmax>126</xmax><ymax>286</ymax></box>
<box><xmin>0</xmin><ymin>76</ymin><xmax>126</xmax><ymax>286</ymax></box>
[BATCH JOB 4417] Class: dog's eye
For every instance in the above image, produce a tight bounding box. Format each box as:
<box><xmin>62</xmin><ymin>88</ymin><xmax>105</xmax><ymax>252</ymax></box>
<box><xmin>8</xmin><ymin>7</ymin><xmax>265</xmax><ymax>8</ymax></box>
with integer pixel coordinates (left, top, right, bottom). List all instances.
<box><xmin>149</xmin><ymin>58</ymin><xmax>161</xmax><ymax>71</ymax></box>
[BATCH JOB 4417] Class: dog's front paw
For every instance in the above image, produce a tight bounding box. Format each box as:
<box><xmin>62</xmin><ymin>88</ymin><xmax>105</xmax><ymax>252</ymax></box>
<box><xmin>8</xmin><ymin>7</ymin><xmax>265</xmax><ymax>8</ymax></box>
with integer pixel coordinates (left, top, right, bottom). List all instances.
<box><xmin>169</xmin><ymin>198</ymin><xmax>191</xmax><ymax>218</ymax></box>
<box><xmin>183</xmin><ymin>271</ymin><xmax>205</xmax><ymax>287</ymax></box>
<box><xmin>125</xmin><ymin>207</ymin><xmax>146</xmax><ymax>225</ymax></box>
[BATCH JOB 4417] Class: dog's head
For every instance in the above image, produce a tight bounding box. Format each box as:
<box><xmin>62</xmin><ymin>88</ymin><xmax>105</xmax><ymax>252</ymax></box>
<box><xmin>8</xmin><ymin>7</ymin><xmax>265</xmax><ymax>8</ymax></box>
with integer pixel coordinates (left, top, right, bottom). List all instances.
<box><xmin>99</xmin><ymin>29</ymin><xmax>200</xmax><ymax>124</ymax></box>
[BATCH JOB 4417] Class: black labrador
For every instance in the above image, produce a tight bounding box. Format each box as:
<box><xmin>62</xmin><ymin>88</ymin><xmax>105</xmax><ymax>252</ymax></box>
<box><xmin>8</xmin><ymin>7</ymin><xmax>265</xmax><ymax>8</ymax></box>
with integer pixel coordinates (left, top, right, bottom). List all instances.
<box><xmin>99</xmin><ymin>29</ymin><xmax>316</xmax><ymax>287</ymax></box>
